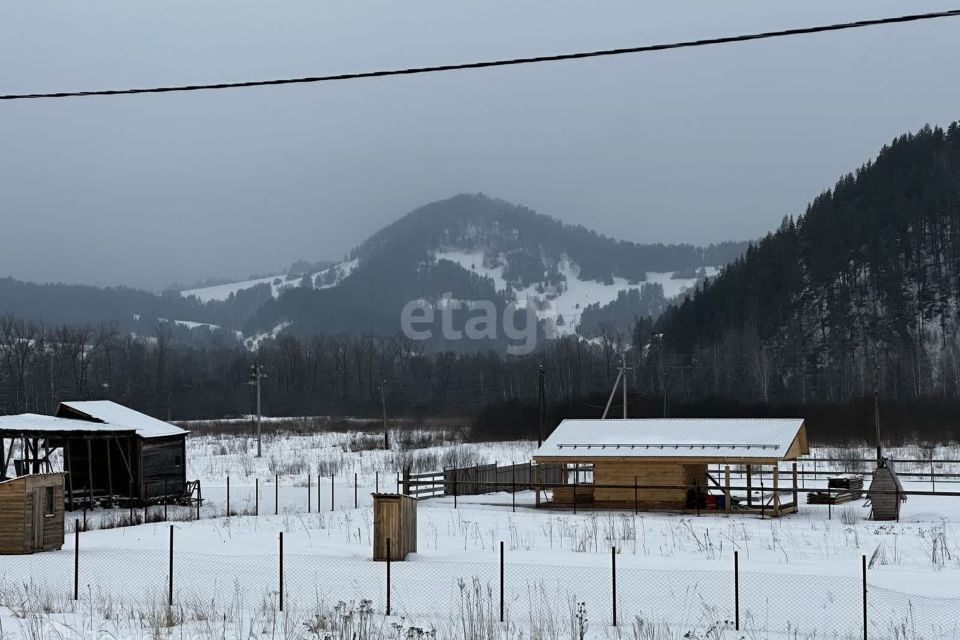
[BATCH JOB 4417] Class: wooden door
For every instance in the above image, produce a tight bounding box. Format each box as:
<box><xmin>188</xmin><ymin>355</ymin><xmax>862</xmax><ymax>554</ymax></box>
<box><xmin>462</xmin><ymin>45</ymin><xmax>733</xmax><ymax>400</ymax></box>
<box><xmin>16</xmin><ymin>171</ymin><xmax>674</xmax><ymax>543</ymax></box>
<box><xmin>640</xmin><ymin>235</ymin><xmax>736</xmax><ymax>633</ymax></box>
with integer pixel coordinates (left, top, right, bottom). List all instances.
<box><xmin>32</xmin><ymin>489</ymin><xmax>44</xmax><ymax>550</ymax></box>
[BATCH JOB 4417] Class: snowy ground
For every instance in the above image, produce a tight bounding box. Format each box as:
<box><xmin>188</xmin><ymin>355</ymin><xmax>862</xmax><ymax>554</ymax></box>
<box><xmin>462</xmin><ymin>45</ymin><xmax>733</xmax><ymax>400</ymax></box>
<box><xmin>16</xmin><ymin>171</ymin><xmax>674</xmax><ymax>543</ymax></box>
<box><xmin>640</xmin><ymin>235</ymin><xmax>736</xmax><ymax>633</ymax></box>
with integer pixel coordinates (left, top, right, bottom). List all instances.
<box><xmin>3</xmin><ymin>430</ymin><xmax>960</xmax><ymax>639</ymax></box>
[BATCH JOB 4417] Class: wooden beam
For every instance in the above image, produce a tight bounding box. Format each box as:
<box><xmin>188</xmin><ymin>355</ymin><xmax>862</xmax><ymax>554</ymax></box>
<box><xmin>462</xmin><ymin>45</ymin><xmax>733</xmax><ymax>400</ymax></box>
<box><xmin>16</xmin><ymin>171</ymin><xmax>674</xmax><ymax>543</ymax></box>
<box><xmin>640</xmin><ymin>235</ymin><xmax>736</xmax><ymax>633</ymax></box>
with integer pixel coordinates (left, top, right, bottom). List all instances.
<box><xmin>105</xmin><ymin>438</ymin><xmax>114</xmax><ymax>508</ymax></box>
<box><xmin>791</xmin><ymin>462</ymin><xmax>798</xmax><ymax>508</ymax></box>
<box><xmin>772</xmin><ymin>465</ymin><xmax>780</xmax><ymax>515</ymax></box>
<box><xmin>724</xmin><ymin>465</ymin><xmax>731</xmax><ymax>513</ymax></box>
<box><xmin>746</xmin><ymin>465</ymin><xmax>752</xmax><ymax>507</ymax></box>
<box><xmin>86</xmin><ymin>438</ymin><xmax>94</xmax><ymax>508</ymax></box>
<box><xmin>64</xmin><ymin>439</ymin><xmax>74</xmax><ymax>510</ymax></box>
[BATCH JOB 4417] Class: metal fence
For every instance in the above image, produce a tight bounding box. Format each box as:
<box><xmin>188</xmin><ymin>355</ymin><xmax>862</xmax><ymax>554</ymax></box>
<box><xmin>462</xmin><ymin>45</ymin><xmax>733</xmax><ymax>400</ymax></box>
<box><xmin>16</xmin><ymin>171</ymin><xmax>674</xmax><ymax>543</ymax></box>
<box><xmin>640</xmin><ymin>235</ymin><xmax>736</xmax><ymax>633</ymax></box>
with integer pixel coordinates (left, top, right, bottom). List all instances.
<box><xmin>11</xmin><ymin>529</ymin><xmax>960</xmax><ymax>639</ymax></box>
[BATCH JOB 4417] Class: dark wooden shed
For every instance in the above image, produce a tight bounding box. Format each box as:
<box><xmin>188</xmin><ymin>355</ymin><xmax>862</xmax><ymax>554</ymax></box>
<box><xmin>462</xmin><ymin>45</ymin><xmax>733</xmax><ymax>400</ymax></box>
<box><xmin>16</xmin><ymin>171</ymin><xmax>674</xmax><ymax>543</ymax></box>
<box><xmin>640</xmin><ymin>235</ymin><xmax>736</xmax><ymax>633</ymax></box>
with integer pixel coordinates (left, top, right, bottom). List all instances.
<box><xmin>867</xmin><ymin>458</ymin><xmax>906</xmax><ymax>521</ymax></box>
<box><xmin>0</xmin><ymin>401</ymin><xmax>189</xmax><ymax>508</ymax></box>
<box><xmin>0</xmin><ymin>473</ymin><xmax>65</xmax><ymax>554</ymax></box>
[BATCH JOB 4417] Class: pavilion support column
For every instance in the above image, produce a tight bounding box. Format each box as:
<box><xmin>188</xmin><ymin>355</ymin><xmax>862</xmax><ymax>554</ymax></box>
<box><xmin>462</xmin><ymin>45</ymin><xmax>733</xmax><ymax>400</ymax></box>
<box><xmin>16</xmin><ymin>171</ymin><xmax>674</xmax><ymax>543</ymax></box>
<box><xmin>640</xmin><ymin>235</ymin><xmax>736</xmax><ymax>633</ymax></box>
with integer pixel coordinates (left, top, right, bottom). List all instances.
<box><xmin>32</xmin><ymin>438</ymin><xmax>40</xmax><ymax>474</ymax></box>
<box><xmin>791</xmin><ymin>462</ymin><xmax>798</xmax><ymax>508</ymax></box>
<box><xmin>746</xmin><ymin>465</ymin><xmax>752</xmax><ymax>507</ymax></box>
<box><xmin>105</xmin><ymin>438</ymin><xmax>114</xmax><ymax>508</ymax></box>
<box><xmin>535</xmin><ymin>465</ymin><xmax>541</xmax><ymax>508</ymax></box>
<box><xmin>724</xmin><ymin>465</ymin><xmax>731</xmax><ymax>513</ymax></box>
<box><xmin>86</xmin><ymin>438</ymin><xmax>95</xmax><ymax>508</ymax></box>
<box><xmin>65</xmin><ymin>440</ymin><xmax>75</xmax><ymax>510</ymax></box>
<box><xmin>772</xmin><ymin>465</ymin><xmax>780</xmax><ymax>515</ymax></box>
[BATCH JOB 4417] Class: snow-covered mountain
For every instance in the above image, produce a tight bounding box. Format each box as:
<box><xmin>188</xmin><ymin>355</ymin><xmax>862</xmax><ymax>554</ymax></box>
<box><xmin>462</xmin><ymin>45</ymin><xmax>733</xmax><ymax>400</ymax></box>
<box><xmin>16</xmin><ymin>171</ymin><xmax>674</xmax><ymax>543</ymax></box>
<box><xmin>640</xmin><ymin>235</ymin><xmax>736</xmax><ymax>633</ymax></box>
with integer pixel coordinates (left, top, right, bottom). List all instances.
<box><xmin>245</xmin><ymin>194</ymin><xmax>745</xmax><ymax>344</ymax></box>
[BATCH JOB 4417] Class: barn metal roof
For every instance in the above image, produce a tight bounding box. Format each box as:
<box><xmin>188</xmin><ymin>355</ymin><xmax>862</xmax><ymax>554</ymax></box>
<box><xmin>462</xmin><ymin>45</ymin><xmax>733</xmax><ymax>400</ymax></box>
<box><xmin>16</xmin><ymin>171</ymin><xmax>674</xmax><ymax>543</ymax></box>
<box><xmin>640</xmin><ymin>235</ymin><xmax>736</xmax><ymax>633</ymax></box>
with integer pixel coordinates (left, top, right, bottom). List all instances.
<box><xmin>56</xmin><ymin>401</ymin><xmax>187</xmax><ymax>439</ymax></box>
<box><xmin>0</xmin><ymin>413</ymin><xmax>136</xmax><ymax>437</ymax></box>
<box><xmin>533</xmin><ymin>418</ymin><xmax>807</xmax><ymax>461</ymax></box>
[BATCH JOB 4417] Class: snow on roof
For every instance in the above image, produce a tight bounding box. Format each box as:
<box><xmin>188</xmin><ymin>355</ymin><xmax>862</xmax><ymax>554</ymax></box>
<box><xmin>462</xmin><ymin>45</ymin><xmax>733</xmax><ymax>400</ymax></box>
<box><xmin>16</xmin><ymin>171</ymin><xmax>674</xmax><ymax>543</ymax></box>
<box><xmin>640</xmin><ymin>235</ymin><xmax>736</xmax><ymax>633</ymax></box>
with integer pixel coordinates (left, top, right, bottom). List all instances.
<box><xmin>534</xmin><ymin>418</ymin><xmax>806</xmax><ymax>460</ymax></box>
<box><xmin>56</xmin><ymin>401</ymin><xmax>187</xmax><ymax>439</ymax></box>
<box><xmin>0</xmin><ymin>413</ymin><xmax>136</xmax><ymax>435</ymax></box>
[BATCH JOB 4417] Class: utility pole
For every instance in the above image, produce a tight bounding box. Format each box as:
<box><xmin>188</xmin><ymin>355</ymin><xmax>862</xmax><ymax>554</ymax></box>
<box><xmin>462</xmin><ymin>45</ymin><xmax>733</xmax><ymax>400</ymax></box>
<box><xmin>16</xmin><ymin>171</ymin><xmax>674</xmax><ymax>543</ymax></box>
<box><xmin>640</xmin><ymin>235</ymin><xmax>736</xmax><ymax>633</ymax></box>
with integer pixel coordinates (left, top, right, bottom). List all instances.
<box><xmin>248</xmin><ymin>363</ymin><xmax>267</xmax><ymax>458</ymax></box>
<box><xmin>621</xmin><ymin>351</ymin><xmax>631</xmax><ymax>419</ymax></box>
<box><xmin>537</xmin><ymin>364</ymin><xmax>545</xmax><ymax>446</ymax></box>
<box><xmin>380</xmin><ymin>381</ymin><xmax>389</xmax><ymax>449</ymax></box>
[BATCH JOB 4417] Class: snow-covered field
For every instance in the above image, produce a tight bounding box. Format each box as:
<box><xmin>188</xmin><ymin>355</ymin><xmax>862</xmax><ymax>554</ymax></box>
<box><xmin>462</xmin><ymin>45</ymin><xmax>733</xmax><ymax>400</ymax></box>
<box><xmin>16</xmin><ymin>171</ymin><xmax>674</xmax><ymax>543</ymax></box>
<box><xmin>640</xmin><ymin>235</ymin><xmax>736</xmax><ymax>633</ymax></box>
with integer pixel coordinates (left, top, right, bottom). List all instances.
<box><xmin>3</xmin><ymin>430</ymin><xmax>960</xmax><ymax>639</ymax></box>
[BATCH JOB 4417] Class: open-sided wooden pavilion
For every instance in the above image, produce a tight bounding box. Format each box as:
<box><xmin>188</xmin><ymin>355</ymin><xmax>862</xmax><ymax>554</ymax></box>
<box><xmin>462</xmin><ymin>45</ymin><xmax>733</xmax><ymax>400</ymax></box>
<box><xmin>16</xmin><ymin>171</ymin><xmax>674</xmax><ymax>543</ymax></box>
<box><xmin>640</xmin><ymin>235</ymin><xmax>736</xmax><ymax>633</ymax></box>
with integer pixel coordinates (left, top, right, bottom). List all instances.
<box><xmin>0</xmin><ymin>401</ymin><xmax>188</xmax><ymax>509</ymax></box>
<box><xmin>532</xmin><ymin>418</ymin><xmax>809</xmax><ymax>516</ymax></box>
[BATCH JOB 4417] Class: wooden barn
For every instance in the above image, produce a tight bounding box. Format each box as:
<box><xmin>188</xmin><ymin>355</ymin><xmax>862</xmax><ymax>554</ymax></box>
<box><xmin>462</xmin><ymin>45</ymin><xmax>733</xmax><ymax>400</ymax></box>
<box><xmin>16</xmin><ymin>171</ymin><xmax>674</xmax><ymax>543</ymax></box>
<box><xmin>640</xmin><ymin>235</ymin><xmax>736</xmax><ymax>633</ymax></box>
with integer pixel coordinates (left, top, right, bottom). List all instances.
<box><xmin>0</xmin><ymin>473</ymin><xmax>65</xmax><ymax>554</ymax></box>
<box><xmin>867</xmin><ymin>458</ymin><xmax>906</xmax><ymax>521</ymax></box>
<box><xmin>0</xmin><ymin>401</ymin><xmax>189</xmax><ymax>508</ymax></box>
<box><xmin>533</xmin><ymin>418</ymin><xmax>809</xmax><ymax>516</ymax></box>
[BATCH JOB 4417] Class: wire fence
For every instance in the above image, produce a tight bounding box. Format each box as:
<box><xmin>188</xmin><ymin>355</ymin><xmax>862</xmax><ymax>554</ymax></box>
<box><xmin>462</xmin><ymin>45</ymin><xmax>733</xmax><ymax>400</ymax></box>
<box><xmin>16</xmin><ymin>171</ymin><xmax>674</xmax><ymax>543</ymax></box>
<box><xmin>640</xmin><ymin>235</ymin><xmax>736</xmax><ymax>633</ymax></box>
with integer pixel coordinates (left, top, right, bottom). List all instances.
<box><xmin>8</xmin><ymin>532</ymin><xmax>960</xmax><ymax>639</ymax></box>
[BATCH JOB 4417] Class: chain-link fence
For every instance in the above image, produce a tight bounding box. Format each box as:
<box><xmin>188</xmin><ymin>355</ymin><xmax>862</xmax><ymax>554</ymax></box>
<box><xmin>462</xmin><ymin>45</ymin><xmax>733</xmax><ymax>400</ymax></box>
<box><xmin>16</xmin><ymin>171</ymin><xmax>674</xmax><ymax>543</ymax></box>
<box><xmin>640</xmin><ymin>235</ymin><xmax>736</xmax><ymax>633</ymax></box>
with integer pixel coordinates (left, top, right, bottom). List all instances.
<box><xmin>7</xmin><ymin>529</ymin><xmax>959</xmax><ymax>639</ymax></box>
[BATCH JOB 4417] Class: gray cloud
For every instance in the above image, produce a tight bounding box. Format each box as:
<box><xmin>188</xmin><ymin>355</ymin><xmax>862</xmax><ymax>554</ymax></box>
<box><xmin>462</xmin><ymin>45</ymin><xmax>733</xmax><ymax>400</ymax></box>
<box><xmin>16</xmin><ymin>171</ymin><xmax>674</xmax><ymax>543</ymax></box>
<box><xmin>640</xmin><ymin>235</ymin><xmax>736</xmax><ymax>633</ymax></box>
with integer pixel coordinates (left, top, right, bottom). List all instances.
<box><xmin>2</xmin><ymin>0</ymin><xmax>959</xmax><ymax>289</ymax></box>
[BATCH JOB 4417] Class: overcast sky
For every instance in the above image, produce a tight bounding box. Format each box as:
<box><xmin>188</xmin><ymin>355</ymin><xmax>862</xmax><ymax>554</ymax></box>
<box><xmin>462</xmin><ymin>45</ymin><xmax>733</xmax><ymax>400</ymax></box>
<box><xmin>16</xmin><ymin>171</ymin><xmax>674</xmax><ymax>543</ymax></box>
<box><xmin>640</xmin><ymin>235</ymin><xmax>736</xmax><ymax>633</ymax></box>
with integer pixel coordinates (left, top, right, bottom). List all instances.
<box><xmin>2</xmin><ymin>1</ymin><xmax>959</xmax><ymax>290</ymax></box>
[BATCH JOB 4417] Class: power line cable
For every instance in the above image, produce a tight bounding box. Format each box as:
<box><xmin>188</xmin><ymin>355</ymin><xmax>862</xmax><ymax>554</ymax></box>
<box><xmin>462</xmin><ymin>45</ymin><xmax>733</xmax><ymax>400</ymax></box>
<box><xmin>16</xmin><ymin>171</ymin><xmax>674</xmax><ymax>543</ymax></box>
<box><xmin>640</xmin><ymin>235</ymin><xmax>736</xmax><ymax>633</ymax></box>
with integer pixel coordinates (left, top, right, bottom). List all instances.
<box><xmin>2</xmin><ymin>9</ymin><xmax>959</xmax><ymax>101</ymax></box>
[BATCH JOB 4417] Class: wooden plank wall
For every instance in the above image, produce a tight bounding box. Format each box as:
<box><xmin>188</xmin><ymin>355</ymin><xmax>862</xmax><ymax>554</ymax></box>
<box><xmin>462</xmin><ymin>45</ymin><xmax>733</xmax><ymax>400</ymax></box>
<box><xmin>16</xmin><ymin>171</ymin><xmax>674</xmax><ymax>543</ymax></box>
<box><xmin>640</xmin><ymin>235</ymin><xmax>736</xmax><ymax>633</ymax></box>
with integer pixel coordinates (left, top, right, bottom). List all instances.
<box><xmin>592</xmin><ymin>461</ymin><xmax>707</xmax><ymax>509</ymax></box>
<box><xmin>372</xmin><ymin>494</ymin><xmax>417</xmax><ymax>560</ymax></box>
<box><xmin>141</xmin><ymin>437</ymin><xmax>187</xmax><ymax>499</ymax></box>
<box><xmin>0</xmin><ymin>474</ymin><xmax>64</xmax><ymax>554</ymax></box>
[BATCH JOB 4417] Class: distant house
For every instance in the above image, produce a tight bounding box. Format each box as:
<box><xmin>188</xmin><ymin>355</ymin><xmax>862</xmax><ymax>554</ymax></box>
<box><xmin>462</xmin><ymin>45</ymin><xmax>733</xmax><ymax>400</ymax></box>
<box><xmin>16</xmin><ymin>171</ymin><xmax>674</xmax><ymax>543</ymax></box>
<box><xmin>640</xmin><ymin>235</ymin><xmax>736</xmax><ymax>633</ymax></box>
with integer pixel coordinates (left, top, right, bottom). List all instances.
<box><xmin>532</xmin><ymin>418</ymin><xmax>809</xmax><ymax>516</ymax></box>
<box><xmin>0</xmin><ymin>473</ymin><xmax>64</xmax><ymax>554</ymax></box>
<box><xmin>0</xmin><ymin>401</ymin><xmax>189</xmax><ymax>508</ymax></box>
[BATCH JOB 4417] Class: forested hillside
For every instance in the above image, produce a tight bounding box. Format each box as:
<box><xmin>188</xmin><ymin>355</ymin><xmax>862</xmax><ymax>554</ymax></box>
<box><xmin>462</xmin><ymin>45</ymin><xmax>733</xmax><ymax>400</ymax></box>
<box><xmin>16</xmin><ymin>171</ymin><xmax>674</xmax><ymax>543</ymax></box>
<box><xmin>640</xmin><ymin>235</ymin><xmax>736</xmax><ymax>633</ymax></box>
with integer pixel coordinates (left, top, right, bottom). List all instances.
<box><xmin>650</xmin><ymin>123</ymin><xmax>960</xmax><ymax>406</ymax></box>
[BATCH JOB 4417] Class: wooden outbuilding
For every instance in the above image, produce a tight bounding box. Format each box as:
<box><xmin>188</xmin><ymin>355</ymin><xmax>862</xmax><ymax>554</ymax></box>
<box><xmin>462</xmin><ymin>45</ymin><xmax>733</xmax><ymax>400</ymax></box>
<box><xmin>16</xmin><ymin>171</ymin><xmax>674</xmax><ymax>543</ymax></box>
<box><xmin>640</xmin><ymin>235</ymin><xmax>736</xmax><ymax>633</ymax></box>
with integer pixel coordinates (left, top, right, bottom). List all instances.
<box><xmin>372</xmin><ymin>493</ymin><xmax>417</xmax><ymax>560</ymax></box>
<box><xmin>0</xmin><ymin>473</ymin><xmax>65</xmax><ymax>554</ymax></box>
<box><xmin>533</xmin><ymin>418</ymin><xmax>809</xmax><ymax>516</ymax></box>
<box><xmin>867</xmin><ymin>458</ymin><xmax>906</xmax><ymax>521</ymax></box>
<box><xmin>0</xmin><ymin>401</ymin><xmax>189</xmax><ymax>508</ymax></box>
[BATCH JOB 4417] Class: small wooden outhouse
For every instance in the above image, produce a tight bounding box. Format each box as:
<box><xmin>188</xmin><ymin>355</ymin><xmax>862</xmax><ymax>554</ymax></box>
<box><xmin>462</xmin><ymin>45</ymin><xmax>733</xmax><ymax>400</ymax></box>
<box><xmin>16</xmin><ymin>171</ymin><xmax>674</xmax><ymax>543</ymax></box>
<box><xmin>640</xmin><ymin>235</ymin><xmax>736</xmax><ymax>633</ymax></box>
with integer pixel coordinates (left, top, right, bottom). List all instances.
<box><xmin>867</xmin><ymin>458</ymin><xmax>906</xmax><ymax>521</ymax></box>
<box><xmin>372</xmin><ymin>493</ymin><xmax>417</xmax><ymax>560</ymax></box>
<box><xmin>0</xmin><ymin>473</ymin><xmax>65</xmax><ymax>554</ymax></box>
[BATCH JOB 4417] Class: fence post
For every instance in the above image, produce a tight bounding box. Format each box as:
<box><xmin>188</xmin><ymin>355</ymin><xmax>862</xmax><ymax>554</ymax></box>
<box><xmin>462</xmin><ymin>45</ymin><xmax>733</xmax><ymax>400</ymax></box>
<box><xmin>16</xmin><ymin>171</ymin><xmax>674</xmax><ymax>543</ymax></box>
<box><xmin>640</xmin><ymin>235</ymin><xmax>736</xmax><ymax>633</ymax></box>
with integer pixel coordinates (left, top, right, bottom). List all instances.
<box><xmin>331</xmin><ymin>474</ymin><xmax>335</xmax><ymax>511</ymax></box>
<box><xmin>634</xmin><ymin>476</ymin><xmax>638</xmax><ymax>515</ymax></box>
<box><xmin>453</xmin><ymin>468</ymin><xmax>458</xmax><ymax>509</ymax></box>
<box><xmin>386</xmin><ymin>538</ymin><xmax>392</xmax><ymax>616</ymax></box>
<box><xmin>375</xmin><ymin>471</ymin><xmax>379</xmax><ymax>493</ymax></box>
<box><xmin>196</xmin><ymin>480</ymin><xmax>202</xmax><ymax>520</ymax></box>
<box><xmin>862</xmin><ymin>554</ymin><xmax>867</xmax><ymax>640</ymax></box>
<box><xmin>73</xmin><ymin>519</ymin><xmax>79</xmax><ymax>600</ymax></box>
<box><xmin>279</xmin><ymin>531</ymin><xmax>284</xmax><ymax>612</ymax></box>
<box><xmin>144</xmin><ymin>499</ymin><xmax>148</xmax><ymax>524</ymax></box>
<box><xmin>317</xmin><ymin>474</ymin><xmax>321</xmax><ymax>512</ymax></box>
<box><xmin>255</xmin><ymin>478</ymin><xmax>260</xmax><ymax>516</ymax></box>
<box><xmin>307</xmin><ymin>474</ymin><xmax>311</xmax><ymax>513</ymax></box>
<box><xmin>573</xmin><ymin>468</ymin><xmax>578</xmax><ymax>515</ymax></box>
<box><xmin>511</xmin><ymin>463</ymin><xmax>516</xmax><ymax>513</ymax></box>
<box><xmin>500</xmin><ymin>540</ymin><xmax>505</xmax><ymax>623</ymax></box>
<box><xmin>168</xmin><ymin>525</ymin><xmax>174</xmax><ymax>607</ymax></box>
<box><xmin>275</xmin><ymin>473</ymin><xmax>279</xmax><ymax>515</ymax></box>
<box><xmin>226</xmin><ymin>476</ymin><xmax>231</xmax><ymax>517</ymax></box>
<box><xmin>734</xmin><ymin>551</ymin><xmax>740</xmax><ymax>631</ymax></box>
<box><xmin>163</xmin><ymin>480</ymin><xmax>168</xmax><ymax>521</ymax></box>
<box><xmin>611</xmin><ymin>546</ymin><xmax>617</xmax><ymax>626</ymax></box>
<box><xmin>355</xmin><ymin>472</ymin><xmax>358</xmax><ymax>508</ymax></box>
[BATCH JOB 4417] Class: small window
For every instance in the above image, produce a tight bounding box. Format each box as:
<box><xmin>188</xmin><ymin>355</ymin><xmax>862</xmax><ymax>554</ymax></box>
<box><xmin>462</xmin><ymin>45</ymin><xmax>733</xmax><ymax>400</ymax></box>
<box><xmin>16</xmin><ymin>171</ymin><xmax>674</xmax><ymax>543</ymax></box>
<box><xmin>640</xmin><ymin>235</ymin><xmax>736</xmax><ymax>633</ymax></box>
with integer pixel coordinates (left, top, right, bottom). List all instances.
<box><xmin>44</xmin><ymin>486</ymin><xmax>55</xmax><ymax>516</ymax></box>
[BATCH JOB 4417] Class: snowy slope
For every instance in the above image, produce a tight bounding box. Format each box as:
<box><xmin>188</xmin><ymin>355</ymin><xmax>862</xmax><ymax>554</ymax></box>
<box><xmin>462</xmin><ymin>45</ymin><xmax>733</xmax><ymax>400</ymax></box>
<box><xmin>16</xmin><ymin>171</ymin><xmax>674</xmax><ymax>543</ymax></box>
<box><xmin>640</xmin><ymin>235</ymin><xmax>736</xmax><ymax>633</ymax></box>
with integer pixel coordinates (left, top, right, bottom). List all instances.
<box><xmin>181</xmin><ymin>259</ymin><xmax>358</xmax><ymax>303</ymax></box>
<box><xmin>435</xmin><ymin>249</ymin><xmax>717</xmax><ymax>335</ymax></box>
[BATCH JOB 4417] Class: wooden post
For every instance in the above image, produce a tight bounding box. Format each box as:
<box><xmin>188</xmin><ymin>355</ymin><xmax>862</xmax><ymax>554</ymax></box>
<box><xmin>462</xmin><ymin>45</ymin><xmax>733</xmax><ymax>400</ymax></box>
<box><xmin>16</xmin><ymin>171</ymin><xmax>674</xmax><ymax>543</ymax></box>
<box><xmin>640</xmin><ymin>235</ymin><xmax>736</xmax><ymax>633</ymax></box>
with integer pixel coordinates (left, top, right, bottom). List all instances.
<box><xmin>611</xmin><ymin>546</ymin><xmax>617</xmax><ymax>626</ymax></box>
<box><xmin>354</xmin><ymin>472</ymin><xmax>358</xmax><ymax>509</ymax></box>
<box><xmin>255</xmin><ymin>478</ymin><xmax>259</xmax><ymax>516</ymax></box>
<box><xmin>196</xmin><ymin>480</ymin><xmax>201</xmax><ymax>520</ymax></box>
<box><xmin>511</xmin><ymin>463</ymin><xmax>516</xmax><ymax>513</ymax></box>
<box><xmin>279</xmin><ymin>532</ymin><xmax>284</xmax><ymax>612</ymax></box>
<box><xmin>746</xmin><ymin>465</ymin><xmax>752</xmax><ymax>508</ymax></box>
<box><xmin>168</xmin><ymin>525</ymin><xmax>174</xmax><ymax>607</ymax></box>
<box><xmin>772</xmin><ymin>466</ymin><xmax>780</xmax><ymax>515</ymax></box>
<box><xmin>307</xmin><ymin>474</ymin><xmax>311</xmax><ymax>513</ymax></box>
<box><xmin>734</xmin><ymin>551</ymin><xmax>740</xmax><ymax>630</ymax></box>
<box><xmin>499</xmin><ymin>541</ymin><xmax>504</xmax><ymax>623</ymax></box>
<box><xmin>226</xmin><ymin>476</ymin><xmax>231</xmax><ymax>516</ymax></box>
<box><xmin>275</xmin><ymin>473</ymin><xmax>279</xmax><ymax>515</ymax></box>
<box><xmin>573</xmin><ymin>465</ymin><xmax>578</xmax><ymax>515</ymax></box>
<box><xmin>724</xmin><ymin>465</ymin><xmax>731</xmax><ymax>513</ymax></box>
<box><xmin>535</xmin><ymin>465</ymin><xmax>541</xmax><ymax>508</ymax></box>
<box><xmin>164</xmin><ymin>480</ymin><xmax>168</xmax><ymax>521</ymax></box>
<box><xmin>73</xmin><ymin>520</ymin><xmax>79</xmax><ymax>600</ymax></box>
<box><xmin>105</xmin><ymin>439</ymin><xmax>114</xmax><ymax>508</ymax></box>
<box><xmin>317</xmin><ymin>475</ymin><xmax>321</xmax><ymax>512</ymax></box>
<box><xmin>65</xmin><ymin>440</ymin><xmax>75</xmax><ymax>511</ymax></box>
<box><xmin>791</xmin><ymin>462</ymin><xmax>798</xmax><ymax>507</ymax></box>
<box><xmin>386</xmin><ymin>538</ymin><xmax>392</xmax><ymax>615</ymax></box>
<box><xmin>85</xmin><ymin>438</ymin><xmax>94</xmax><ymax>508</ymax></box>
<box><xmin>331</xmin><ymin>473</ymin><xmax>335</xmax><ymax>512</ymax></box>
<box><xmin>634</xmin><ymin>476</ymin><xmax>638</xmax><ymax>514</ymax></box>
<box><xmin>375</xmin><ymin>471</ymin><xmax>379</xmax><ymax>494</ymax></box>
